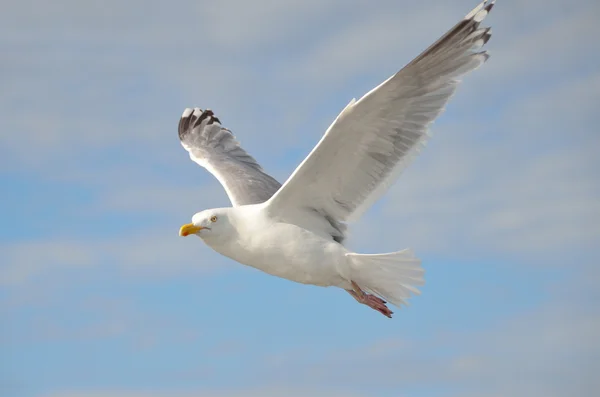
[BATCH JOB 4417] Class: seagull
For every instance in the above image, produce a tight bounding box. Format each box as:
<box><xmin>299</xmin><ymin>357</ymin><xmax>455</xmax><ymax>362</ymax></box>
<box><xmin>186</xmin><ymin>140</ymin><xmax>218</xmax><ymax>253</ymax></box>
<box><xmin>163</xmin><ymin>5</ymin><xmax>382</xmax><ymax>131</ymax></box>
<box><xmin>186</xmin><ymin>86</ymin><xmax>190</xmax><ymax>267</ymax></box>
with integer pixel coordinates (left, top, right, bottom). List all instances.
<box><xmin>178</xmin><ymin>1</ymin><xmax>495</xmax><ymax>318</ymax></box>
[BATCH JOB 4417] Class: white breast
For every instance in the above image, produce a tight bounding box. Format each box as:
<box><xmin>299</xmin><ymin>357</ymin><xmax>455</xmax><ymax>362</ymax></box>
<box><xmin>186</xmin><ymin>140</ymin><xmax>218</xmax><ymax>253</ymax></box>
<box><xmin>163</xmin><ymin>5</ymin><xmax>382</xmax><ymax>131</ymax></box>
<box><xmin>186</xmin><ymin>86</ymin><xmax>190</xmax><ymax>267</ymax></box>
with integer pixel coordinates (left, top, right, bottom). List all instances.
<box><xmin>205</xmin><ymin>207</ymin><xmax>349</xmax><ymax>287</ymax></box>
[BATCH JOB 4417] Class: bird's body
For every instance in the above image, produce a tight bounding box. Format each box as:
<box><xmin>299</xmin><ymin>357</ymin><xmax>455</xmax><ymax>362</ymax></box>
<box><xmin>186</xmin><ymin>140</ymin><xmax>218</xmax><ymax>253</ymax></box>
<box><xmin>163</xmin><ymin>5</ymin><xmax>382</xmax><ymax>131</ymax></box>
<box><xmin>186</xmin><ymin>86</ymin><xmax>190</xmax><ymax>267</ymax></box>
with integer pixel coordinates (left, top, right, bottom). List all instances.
<box><xmin>177</xmin><ymin>1</ymin><xmax>496</xmax><ymax>317</ymax></box>
<box><xmin>204</xmin><ymin>205</ymin><xmax>348</xmax><ymax>287</ymax></box>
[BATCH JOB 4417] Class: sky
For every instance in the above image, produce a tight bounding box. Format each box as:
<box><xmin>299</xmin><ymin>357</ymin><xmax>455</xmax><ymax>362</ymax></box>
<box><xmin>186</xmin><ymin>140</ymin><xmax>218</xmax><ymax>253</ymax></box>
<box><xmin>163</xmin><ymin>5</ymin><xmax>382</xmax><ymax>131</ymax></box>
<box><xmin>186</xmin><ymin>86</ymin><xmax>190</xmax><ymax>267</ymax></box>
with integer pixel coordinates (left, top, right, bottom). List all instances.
<box><xmin>1</xmin><ymin>0</ymin><xmax>599</xmax><ymax>396</ymax></box>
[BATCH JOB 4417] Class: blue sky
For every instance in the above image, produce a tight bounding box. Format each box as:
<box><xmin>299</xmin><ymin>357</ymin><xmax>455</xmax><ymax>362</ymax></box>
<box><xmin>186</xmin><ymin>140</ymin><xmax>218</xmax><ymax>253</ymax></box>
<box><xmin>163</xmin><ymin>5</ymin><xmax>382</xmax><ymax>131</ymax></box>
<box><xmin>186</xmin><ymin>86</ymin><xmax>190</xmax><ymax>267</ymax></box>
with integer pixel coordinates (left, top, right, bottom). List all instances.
<box><xmin>1</xmin><ymin>0</ymin><xmax>599</xmax><ymax>396</ymax></box>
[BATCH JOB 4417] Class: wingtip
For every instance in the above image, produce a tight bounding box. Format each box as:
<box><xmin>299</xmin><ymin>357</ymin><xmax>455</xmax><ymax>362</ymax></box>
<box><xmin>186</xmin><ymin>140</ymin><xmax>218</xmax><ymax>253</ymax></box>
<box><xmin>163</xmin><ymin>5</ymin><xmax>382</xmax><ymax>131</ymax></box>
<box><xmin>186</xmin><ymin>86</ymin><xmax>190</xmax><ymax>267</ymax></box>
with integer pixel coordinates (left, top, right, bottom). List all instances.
<box><xmin>464</xmin><ymin>0</ymin><xmax>495</xmax><ymax>22</ymax></box>
<box><xmin>181</xmin><ymin>108</ymin><xmax>194</xmax><ymax>118</ymax></box>
<box><xmin>178</xmin><ymin>107</ymin><xmax>223</xmax><ymax>141</ymax></box>
<box><xmin>482</xmin><ymin>27</ymin><xmax>493</xmax><ymax>45</ymax></box>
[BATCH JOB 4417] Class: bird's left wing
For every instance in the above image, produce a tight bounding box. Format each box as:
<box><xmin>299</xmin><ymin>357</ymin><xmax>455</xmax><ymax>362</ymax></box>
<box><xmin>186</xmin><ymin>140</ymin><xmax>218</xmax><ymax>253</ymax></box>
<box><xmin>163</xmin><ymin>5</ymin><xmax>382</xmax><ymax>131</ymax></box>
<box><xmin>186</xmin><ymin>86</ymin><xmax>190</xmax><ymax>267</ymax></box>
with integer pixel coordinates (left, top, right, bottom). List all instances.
<box><xmin>266</xmin><ymin>0</ymin><xmax>495</xmax><ymax>223</ymax></box>
<box><xmin>178</xmin><ymin>108</ymin><xmax>281</xmax><ymax>206</ymax></box>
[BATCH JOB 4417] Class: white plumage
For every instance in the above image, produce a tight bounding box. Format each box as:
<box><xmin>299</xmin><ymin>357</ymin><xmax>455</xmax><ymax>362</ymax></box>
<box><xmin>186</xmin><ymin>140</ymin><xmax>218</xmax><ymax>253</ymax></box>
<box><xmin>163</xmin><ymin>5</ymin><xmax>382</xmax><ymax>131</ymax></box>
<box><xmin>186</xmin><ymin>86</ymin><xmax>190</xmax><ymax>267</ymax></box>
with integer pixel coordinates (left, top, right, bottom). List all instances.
<box><xmin>178</xmin><ymin>1</ymin><xmax>495</xmax><ymax>317</ymax></box>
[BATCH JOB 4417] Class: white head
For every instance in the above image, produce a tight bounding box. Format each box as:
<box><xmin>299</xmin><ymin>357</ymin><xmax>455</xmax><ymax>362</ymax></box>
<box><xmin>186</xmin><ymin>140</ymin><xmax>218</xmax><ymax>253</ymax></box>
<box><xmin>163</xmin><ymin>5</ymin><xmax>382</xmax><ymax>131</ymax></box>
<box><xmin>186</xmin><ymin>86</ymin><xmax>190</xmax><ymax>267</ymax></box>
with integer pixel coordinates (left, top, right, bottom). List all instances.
<box><xmin>178</xmin><ymin>208</ymin><xmax>236</xmax><ymax>242</ymax></box>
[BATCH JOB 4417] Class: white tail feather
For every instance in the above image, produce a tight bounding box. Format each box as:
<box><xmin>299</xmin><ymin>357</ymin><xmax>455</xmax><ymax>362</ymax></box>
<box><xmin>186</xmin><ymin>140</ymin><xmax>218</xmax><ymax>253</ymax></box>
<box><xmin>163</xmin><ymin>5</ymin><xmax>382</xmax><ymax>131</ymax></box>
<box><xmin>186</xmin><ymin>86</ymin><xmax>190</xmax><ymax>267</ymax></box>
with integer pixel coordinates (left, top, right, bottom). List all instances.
<box><xmin>346</xmin><ymin>249</ymin><xmax>425</xmax><ymax>307</ymax></box>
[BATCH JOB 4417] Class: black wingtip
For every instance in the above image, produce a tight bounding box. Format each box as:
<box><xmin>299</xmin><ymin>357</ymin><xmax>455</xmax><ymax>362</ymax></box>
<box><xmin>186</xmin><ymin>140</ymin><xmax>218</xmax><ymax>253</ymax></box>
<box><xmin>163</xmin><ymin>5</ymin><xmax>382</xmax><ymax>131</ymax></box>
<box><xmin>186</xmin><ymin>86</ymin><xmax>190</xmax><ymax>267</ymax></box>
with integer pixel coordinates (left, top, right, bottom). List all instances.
<box><xmin>482</xmin><ymin>27</ymin><xmax>492</xmax><ymax>45</ymax></box>
<box><xmin>178</xmin><ymin>107</ymin><xmax>222</xmax><ymax>140</ymax></box>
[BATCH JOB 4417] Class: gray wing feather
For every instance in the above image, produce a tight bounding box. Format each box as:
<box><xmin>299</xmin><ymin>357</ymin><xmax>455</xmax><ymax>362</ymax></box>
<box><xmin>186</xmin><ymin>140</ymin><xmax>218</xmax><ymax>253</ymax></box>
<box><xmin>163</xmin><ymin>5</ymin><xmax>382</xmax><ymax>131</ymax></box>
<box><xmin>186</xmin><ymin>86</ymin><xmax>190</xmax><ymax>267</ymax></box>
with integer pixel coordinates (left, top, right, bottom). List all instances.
<box><xmin>178</xmin><ymin>108</ymin><xmax>281</xmax><ymax>206</ymax></box>
<box><xmin>178</xmin><ymin>107</ymin><xmax>347</xmax><ymax>243</ymax></box>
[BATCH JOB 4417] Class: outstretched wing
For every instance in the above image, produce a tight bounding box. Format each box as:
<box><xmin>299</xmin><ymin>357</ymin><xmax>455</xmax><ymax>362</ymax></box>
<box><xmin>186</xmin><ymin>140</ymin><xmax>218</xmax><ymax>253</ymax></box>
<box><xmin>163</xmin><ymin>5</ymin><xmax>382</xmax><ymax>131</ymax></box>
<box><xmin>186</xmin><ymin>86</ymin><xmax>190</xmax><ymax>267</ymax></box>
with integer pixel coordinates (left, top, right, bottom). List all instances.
<box><xmin>178</xmin><ymin>108</ymin><xmax>281</xmax><ymax>206</ymax></box>
<box><xmin>266</xmin><ymin>0</ymin><xmax>495</xmax><ymax>222</ymax></box>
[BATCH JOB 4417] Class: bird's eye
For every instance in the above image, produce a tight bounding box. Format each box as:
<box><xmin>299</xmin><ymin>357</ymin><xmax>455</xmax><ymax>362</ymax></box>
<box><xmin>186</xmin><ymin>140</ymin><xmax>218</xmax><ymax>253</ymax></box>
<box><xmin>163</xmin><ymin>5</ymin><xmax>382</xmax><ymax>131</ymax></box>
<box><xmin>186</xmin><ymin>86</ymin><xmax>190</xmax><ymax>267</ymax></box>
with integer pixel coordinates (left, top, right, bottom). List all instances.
<box><xmin>210</xmin><ymin>215</ymin><xmax>218</xmax><ymax>222</ymax></box>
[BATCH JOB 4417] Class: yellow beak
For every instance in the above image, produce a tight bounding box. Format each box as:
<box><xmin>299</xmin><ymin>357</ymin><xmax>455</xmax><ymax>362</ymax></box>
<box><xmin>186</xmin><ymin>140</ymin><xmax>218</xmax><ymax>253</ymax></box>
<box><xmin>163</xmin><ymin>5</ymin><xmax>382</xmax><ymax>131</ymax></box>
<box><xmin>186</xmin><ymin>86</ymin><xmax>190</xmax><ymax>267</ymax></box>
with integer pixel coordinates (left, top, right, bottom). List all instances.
<box><xmin>179</xmin><ymin>223</ymin><xmax>203</xmax><ymax>237</ymax></box>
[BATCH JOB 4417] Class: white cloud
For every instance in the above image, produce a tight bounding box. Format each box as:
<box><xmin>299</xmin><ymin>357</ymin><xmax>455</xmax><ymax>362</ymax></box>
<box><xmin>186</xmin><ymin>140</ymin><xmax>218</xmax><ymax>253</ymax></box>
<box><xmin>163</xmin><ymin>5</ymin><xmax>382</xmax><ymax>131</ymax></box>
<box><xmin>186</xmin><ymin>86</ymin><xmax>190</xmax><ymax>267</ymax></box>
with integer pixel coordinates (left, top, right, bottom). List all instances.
<box><xmin>91</xmin><ymin>183</ymin><xmax>229</xmax><ymax>217</ymax></box>
<box><xmin>0</xmin><ymin>241</ymin><xmax>95</xmax><ymax>285</ymax></box>
<box><xmin>0</xmin><ymin>233</ymin><xmax>223</xmax><ymax>287</ymax></box>
<box><xmin>0</xmin><ymin>0</ymin><xmax>494</xmax><ymax>173</ymax></box>
<box><xmin>26</xmin><ymin>267</ymin><xmax>600</xmax><ymax>397</ymax></box>
<box><xmin>249</xmin><ymin>292</ymin><xmax>600</xmax><ymax>396</ymax></box>
<box><xmin>280</xmin><ymin>2</ymin><xmax>470</xmax><ymax>89</ymax></box>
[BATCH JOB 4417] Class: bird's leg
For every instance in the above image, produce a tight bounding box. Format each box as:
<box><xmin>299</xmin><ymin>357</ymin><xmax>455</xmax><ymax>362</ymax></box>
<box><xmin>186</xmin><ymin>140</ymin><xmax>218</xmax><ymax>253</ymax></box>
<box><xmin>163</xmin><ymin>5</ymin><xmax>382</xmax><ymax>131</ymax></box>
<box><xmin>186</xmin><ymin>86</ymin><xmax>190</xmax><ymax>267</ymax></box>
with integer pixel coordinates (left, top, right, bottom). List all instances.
<box><xmin>346</xmin><ymin>281</ymin><xmax>393</xmax><ymax>318</ymax></box>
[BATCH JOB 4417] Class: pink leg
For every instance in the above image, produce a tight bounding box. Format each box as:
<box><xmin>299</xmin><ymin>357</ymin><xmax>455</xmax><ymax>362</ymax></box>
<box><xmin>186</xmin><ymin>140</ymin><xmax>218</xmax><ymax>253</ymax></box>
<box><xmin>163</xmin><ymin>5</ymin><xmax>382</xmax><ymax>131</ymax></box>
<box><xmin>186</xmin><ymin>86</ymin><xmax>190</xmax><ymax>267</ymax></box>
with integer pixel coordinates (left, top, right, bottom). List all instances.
<box><xmin>347</xmin><ymin>281</ymin><xmax>393</xmax><ymax>318</ymax></box>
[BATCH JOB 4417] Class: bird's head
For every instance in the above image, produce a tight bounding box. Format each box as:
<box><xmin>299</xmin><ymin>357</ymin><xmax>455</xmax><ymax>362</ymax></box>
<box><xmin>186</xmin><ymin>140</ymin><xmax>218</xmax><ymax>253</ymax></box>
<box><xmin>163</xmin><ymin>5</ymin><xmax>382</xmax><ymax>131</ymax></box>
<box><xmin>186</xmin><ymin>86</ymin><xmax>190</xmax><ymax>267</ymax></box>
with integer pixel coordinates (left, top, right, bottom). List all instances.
<box><xmin>179</xmin><ymin>208</ymin><xmax>235</xmax><ymax>240</ymax></box>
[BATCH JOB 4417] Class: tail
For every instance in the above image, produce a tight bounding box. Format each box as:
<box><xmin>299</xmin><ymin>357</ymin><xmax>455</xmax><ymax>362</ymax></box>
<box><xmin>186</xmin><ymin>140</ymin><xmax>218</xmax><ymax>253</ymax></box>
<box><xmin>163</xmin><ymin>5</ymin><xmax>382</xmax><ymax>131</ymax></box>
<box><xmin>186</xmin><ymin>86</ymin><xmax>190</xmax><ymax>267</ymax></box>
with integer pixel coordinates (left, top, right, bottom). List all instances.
<box><xmin>346</xmin><ymin>249</ymin><xmax>425</xmax><ymax>308</ymax></box>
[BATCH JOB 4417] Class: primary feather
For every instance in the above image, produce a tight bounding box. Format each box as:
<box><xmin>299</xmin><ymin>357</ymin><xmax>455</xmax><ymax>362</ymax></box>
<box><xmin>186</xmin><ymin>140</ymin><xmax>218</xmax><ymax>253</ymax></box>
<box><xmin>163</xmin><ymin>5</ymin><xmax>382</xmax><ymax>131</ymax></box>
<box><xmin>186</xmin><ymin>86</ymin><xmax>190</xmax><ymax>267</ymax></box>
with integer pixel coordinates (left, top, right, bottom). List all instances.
<box><xmin>178</xmin><ymin>108</ymin><xmax>281</xmax><ymax>206</ymax></box>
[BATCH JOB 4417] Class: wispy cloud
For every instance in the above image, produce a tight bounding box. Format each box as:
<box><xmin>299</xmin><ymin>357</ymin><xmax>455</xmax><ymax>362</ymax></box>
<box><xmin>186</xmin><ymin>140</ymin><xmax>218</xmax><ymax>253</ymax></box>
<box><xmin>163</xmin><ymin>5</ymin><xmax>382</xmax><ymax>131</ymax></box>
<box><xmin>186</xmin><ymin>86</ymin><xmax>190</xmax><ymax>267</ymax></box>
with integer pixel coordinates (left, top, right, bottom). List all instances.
<box><xmin>250</xmin><ymin>292</ymin><xmax>599</xmax><ymax>396</ymax></box>
<box><xmin>0</xmin><ymin>234</ymin><xmax>220</xmax><ymax>286</ymax></box>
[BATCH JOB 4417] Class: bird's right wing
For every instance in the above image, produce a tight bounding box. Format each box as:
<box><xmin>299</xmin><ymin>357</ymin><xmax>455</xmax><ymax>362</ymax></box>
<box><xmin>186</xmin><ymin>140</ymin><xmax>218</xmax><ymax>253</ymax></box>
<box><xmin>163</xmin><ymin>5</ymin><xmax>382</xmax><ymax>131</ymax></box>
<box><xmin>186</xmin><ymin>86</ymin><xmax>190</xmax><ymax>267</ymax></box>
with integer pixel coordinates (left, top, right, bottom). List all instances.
<box><xmin>178</xmin><ymin>108</ymin><xmax>281</xmax><ymax>206</ymax></box>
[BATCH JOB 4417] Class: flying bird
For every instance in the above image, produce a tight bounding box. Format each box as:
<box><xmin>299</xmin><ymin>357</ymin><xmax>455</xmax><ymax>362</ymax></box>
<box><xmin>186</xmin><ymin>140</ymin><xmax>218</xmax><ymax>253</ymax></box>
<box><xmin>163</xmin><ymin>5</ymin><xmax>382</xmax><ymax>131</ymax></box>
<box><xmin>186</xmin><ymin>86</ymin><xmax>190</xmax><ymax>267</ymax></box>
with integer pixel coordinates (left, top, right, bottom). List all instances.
<box><xmin>178</xmin><ymin>1</ymin><xmax>495</xmax><ymax>317</ymax></box>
